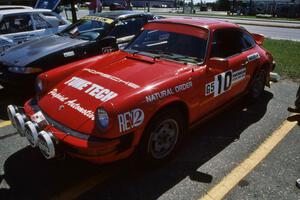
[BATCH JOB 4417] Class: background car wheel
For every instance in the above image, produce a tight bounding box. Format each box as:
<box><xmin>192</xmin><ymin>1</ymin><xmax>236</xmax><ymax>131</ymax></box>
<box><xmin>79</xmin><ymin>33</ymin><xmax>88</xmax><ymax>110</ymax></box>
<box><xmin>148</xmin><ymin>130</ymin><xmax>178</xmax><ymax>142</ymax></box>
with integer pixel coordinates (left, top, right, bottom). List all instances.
<box><xmin>139</xmin><ymin>109</ymin><xmax>185</xmax><ymax>165</ymax></box>
<box><xmin>249</xmin><ymin>67</ymin><xmax>267</xmax><ymax>99</ymax></box>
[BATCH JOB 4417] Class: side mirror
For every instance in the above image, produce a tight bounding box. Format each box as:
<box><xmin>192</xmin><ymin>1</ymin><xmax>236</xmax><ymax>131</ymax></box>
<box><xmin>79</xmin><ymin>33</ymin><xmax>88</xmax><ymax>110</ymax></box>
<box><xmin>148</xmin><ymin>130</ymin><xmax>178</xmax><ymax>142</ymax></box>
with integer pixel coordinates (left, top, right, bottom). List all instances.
<box><xmin>207</xmin><ymin>57</ymin><xmax>228</xmax><ymax>73</ymax></box>
<box><xmin>99</xmin><ymin>36</ymin><xmax>118</xmax><ymax>53</ymax></box>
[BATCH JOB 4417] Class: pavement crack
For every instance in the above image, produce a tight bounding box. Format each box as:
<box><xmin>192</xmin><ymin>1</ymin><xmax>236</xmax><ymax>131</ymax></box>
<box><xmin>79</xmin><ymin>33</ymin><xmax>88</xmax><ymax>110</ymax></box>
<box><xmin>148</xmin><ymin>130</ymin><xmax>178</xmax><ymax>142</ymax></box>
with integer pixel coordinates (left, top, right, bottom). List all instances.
<box><xmin>0</xmin><ymin>132</ymin><xmax>18</xmax><ymax>140</ymax></box>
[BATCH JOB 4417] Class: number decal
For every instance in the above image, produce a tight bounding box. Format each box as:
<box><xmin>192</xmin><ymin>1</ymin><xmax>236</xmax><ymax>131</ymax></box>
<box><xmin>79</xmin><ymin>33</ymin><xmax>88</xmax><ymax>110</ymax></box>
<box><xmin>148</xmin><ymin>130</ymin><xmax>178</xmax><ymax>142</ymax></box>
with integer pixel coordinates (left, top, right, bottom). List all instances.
<box><xmin>205</xmin><ymin>70</ymin><xmax>233</xmax><ymax>97</ymax></box>
<box><xmin>214</xmin><ymin>70</ymin><xmax>232</xmax><ymax>96</ymax></box>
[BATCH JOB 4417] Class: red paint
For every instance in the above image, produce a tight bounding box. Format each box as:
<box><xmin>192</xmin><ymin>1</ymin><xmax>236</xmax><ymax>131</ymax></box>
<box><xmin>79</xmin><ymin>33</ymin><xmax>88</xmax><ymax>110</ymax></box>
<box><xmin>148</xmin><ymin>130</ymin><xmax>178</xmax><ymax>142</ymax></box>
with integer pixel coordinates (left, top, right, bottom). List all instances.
<box><xmin>23</xmin><ymin>18</ymin><xmax>274</xmax><ymax>164</ymax></box>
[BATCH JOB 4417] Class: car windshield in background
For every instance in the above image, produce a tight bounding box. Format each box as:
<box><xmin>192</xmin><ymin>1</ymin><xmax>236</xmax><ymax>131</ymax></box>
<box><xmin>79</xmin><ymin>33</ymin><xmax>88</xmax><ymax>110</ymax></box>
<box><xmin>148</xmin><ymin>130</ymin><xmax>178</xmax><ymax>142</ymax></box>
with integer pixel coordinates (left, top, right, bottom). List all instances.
<box><xmin>60</xmin><ymin>16</ymin><xmax>113</xmax><ymax>41</ymax></box>
<box><xmin>125</xmin><ymin>30</ymin><xmax>207</xmax><ymax>64</ymax></box>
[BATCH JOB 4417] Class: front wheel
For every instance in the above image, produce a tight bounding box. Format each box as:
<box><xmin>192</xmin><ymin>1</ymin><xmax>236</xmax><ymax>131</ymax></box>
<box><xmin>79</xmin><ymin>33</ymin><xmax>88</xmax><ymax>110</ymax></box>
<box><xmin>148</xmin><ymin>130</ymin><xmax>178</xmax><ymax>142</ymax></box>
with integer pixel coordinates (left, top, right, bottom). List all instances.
<box><xmin>139</xmin><ymin>110</ymin><xmax>185</xmax><ymax>165</ymax></box>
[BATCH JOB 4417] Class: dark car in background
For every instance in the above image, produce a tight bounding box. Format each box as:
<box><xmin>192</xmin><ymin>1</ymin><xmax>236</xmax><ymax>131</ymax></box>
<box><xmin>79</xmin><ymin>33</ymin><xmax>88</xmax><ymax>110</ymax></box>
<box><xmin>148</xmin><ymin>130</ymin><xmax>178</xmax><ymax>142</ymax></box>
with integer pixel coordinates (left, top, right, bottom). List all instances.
<box><xmin>0</xmin><ymin>11</ymin><xmax>155</xmax><ymax>92</ymax></box>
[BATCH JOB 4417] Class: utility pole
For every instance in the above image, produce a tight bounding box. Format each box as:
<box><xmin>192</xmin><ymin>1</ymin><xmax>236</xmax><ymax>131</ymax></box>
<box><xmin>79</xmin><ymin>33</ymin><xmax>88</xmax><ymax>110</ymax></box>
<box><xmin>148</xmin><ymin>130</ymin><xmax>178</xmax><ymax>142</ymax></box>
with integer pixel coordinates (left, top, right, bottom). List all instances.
<box><xmin>70</xmin><ymin>0</ymin><xmax>77</xmax><ymax>23</ymax></box>
<box><xmin>191</xmin><ymin>0</ymin><xmax>194</xmax><ymax>14</ymax></box>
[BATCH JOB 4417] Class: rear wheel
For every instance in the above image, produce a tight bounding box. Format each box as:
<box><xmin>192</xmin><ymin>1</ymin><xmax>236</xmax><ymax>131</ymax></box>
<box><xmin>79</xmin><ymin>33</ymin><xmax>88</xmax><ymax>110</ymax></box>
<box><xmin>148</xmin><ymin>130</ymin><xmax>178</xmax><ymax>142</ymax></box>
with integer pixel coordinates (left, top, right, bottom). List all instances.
<box><xmin>249</xmin><ymin>67</ymin><xmax>267</xmax><ymax>99</ymax></box>
<box><xmin>139</xmin><ymin>109</ymin><xmax>185</xmax><ymax>165</ymax></box>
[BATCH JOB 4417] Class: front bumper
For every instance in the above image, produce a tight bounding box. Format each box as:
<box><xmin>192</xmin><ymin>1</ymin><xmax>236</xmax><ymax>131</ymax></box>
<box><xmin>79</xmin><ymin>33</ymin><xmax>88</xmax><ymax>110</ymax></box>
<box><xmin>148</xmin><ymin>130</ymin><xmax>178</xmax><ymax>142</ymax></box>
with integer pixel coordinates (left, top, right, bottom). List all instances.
<box><xmin>7</xmin><ymin>99</ymin><xmax>135</xmax><ymax>164</ymax></box>
<box><xmin>0</xmin><ymin>67</ymin><xmax>36</xmax><ymax>89</ymax></box>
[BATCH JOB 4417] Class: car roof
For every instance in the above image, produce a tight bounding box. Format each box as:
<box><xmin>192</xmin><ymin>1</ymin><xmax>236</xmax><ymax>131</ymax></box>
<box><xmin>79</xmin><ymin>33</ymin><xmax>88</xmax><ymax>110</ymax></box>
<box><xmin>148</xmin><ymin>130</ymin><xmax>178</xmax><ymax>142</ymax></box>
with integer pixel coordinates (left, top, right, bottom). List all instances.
<box><xmin>90</xmin><ymin>10</ymin><xmax>152</xmax><ymax>20</ymax></box>
<box><xmin>152</xmin><ymin>17</ymin><xmax>239</xmax><ymax>30</ymax></box>
<box><xmin>0</xmin><ymin>8</ymin><xmax>51</xmax><ymax>16</ymax></box>
<box><xmin>0</xmin><ymin>5</ymin><xmax>33</xmax><ymax>10</ymax></box>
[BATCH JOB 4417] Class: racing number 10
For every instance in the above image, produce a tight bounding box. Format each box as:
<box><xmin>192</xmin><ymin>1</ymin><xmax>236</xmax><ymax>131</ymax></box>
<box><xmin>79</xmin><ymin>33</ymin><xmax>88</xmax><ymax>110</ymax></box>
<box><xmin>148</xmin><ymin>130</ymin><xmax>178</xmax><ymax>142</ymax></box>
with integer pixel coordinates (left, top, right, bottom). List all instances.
<box><xmin>214</xmin><ymin>70</ymin><xmax>232</xmax><ymax>96</ymax></box>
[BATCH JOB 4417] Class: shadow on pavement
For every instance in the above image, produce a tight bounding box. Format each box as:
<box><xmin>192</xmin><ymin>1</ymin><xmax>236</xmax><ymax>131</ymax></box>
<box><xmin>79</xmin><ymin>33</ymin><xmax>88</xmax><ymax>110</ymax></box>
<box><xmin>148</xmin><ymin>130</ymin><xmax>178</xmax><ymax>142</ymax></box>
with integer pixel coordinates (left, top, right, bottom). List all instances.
<box><xmin>0</xmin><ymin>87</ymin><xmax>32</xmax><ymax>121</ymax></box>
<box><xmin>287</xmin><ymin>114</ymin><xmax>300</xmax><ymax>126</ymax></box>
<box><xmin>0</xmin><ymin>91</ymin><xmax>273</xmax><ymax>200</ymax></box>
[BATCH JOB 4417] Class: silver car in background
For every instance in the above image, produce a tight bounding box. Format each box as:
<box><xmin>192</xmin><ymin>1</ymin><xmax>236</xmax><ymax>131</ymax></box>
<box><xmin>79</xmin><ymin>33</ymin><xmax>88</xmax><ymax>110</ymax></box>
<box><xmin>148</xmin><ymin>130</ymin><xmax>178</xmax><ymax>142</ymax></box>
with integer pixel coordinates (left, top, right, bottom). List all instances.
<box><xmin>0</xmin><ymin>8</ymin><xmax>70</xmax><ymax>53</ymax></box>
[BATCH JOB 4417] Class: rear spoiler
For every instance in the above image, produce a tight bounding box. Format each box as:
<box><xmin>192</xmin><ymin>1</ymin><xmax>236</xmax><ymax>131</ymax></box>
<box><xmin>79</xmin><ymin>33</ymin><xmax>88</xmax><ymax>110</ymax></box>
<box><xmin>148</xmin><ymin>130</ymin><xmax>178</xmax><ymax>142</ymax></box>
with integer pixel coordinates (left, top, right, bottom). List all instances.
<box><xmin>252</xmin><ymin>33</ymin><xmax>265</xmax><ymax>45</ymax></box>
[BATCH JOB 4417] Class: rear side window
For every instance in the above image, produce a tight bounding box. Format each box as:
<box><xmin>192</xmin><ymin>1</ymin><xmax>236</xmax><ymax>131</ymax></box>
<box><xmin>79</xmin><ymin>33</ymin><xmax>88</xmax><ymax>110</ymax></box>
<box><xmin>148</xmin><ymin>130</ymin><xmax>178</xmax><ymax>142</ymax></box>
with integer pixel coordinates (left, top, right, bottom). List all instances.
<box><xmin>241</xmin><ymin>31</ymin><xmax>256</xmax><ymax>50</ymax></box>
<box><xmin>0</xmin><ymin>14</ymin><xmax>33</xmax><ymax>34</ymax></box>
<box><xmin>211</xmin><ymin>29</ymin><xmax>253</xmax><ymax>58</ymax></box>
<box><xmin>32</xmin><ymin>14</ymin><xmax>52</xmax><ymax>30</ymax></box>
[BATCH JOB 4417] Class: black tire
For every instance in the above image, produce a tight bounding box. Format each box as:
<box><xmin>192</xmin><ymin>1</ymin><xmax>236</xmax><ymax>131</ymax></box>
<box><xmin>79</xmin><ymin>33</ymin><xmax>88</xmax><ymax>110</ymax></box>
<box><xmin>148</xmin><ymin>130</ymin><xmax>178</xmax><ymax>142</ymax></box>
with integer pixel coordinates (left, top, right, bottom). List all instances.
<box><xmin>295</xmin><ymin>85</ymin><xmax>300</xmax><ymax>109</ymax></box>
<box><xmin>248</xmin><ymin>67</ymin><xmax>267</xmax><ymax>100</ymax></box>
<box><xmin>139</xmin><ymin>109</ymin><xmax>185</xmax><ymax>165</ymax></box>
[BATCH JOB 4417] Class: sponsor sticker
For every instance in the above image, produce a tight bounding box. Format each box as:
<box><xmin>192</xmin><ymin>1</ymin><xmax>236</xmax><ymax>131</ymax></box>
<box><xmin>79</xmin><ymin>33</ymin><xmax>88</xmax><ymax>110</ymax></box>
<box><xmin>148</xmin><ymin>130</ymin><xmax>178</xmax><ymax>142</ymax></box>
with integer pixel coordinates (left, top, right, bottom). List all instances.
<box><xmin>118</xmin><ymin>108</ymin><xmax>144</xmax><ymax>133</ymax></box>
<box><xmin>205</xmin><ymin>68</ymin><xmax>246</xmax><ymax>97</ymax></box>
<box><xmin>145</xmin><ymin>81</ymin><xmax>192</xmax><ymax>103</ymax></box>
<box><xmin>81</xmin><ymin>16</ymin><xmax>114</xmax><ymax>24</ymax></box>
<box><xmin>47</xmin><ymin>88</ymin><xmax>95</xmax><ymax>120</ymax></box>
<box><xmin>64</xmin><ymin>76</ymin><xmax>118</xmax><ymax>102</ymax></box>
<box><xmin>247</xmin><ymin>53</ymin><xmax>260</xmax><ymax>62</ymax></box>
<box><xmin>31</xmin><ymin>111</ymin><xmax>46</xmax><ymax>124</ymax></box>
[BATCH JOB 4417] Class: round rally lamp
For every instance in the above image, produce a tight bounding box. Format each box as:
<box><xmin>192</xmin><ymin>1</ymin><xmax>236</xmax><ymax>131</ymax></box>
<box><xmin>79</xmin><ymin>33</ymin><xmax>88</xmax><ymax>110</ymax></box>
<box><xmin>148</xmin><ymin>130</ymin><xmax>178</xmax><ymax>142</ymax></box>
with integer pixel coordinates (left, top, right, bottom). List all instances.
<box><xmin>14</xmin><ymin>113</ymin><xmax>28</xmax><ymax>137</ymax></box>
<box><xmin>7</xmin><ymin>105</ymin><xmax>18</xmax><ymax>128</ymax></box>
<box><xmin>96</xmin><ymin>108</ymin><xmax>110</xmax><ymax>131</ymax></box>
<box><xmin>24</xmin><ymin>121</ymin><xmax>39</xmax><ymax>147</ymax></box>
<box><xmin>37</xmin><ymin>131</ymin><xmax>56</xmax><ymax>159</ymax></box>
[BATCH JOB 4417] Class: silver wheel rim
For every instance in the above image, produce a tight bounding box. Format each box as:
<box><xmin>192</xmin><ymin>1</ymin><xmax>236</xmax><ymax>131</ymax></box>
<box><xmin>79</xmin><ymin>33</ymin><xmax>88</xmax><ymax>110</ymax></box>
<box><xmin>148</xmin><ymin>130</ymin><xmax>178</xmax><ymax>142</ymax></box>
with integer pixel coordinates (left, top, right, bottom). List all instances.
<box><xmin>148</xmin><ymin>119</ymin><xmax>179</xmax><ymax>159</ymax></box>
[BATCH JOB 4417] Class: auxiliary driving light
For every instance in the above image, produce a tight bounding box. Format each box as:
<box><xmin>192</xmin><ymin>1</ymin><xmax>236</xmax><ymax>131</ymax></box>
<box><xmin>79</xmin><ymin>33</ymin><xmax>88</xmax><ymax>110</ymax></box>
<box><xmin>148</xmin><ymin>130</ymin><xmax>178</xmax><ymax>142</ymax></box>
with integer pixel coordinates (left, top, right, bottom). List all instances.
<box><xmin>24</xmin><ymin>121</ymin><xmax>40</xmax><ymax>147</ymax></box>
<box><xmin>14</xmin><ymin>112</ymin><xmax>28</xmax><ymax>137</ymax></box>
<box><xmin>37</xmin><ymin>131</ymin><xmax>56</xmax><ymax>159</ymax></box>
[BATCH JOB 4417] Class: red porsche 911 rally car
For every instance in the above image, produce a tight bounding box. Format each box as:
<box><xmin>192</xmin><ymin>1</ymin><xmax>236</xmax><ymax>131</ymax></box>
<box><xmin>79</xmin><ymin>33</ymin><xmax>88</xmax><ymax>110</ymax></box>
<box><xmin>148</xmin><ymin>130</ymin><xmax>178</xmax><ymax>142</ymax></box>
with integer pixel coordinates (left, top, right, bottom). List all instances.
<box><xmin>7</xmin><ymin>18</ymin><xmax>275</xmax><ymax>164</ymax></box>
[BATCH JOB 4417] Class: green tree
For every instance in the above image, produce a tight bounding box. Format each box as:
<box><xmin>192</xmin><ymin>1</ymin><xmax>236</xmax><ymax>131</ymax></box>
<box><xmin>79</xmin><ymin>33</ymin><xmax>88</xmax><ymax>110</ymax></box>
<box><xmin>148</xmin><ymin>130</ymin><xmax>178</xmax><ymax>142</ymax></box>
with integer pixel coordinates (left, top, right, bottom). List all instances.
<box><xmin>216</xmin><ymin>0</ymin><xmax>230</xmax><ymax>11</ymax></box>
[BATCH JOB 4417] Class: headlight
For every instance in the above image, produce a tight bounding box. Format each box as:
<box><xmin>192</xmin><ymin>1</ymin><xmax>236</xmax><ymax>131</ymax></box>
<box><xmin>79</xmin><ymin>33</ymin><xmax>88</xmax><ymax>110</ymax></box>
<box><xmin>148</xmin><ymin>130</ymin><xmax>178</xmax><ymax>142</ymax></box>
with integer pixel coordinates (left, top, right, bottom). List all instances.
<box><xmin>96</xmin><ymin>108</ymin><xmax>110</xmax><ymax>131</ymax></box>
<box><xmin>35</xmin><ymin>78</ymin><xmax>43</xmax><ymax>94</ymax></box>
<box><xmin>8</xmin><ymin>67</ymin><xmax>42</xmax><ymax>74</ymax></box>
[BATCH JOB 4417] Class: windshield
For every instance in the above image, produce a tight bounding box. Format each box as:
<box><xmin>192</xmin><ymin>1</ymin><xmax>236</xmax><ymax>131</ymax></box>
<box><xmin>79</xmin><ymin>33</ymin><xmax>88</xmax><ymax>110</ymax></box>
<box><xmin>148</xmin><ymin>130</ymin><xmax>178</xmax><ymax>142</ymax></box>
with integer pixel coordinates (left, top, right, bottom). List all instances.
<box><xmin>125</xmin><ymin>29</ymin><xmax>208</xmax><ymax>64</ymax></box>
<box><xmin>60</xmin><ymin>16</ymin><xmax>113</xmax><ymax>41</ymax></box>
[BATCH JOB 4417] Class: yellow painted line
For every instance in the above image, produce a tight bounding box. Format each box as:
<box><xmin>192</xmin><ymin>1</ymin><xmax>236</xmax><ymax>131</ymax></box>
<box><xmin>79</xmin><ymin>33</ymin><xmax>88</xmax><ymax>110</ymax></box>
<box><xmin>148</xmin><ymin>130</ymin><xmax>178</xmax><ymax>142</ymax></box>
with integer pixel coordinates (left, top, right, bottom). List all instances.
<box><xmin>0</xmin><ymin>121</ymin><xmax>11</xmax><ymax>128</ymax></box>
<box><xmin>200</xmin><ymin>118</ymin><xmax>297</xmax><ymax>200</ymax></box>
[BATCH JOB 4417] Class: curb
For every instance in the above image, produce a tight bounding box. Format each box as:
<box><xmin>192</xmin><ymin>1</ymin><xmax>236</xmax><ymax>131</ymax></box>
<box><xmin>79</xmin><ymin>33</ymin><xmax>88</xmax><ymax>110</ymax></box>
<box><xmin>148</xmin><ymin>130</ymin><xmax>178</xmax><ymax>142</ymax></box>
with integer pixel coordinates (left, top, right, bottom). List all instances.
<box><xmin>156</xmin><ymin>12</ymin><xmax>300</xmax><ymax>29</ymax></box>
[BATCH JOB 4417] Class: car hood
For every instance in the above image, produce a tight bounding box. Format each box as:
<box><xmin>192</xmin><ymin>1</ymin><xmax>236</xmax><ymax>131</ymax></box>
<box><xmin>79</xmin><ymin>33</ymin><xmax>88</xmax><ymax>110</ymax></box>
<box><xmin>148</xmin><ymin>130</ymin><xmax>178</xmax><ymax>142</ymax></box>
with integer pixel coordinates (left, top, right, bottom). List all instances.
<box><xmin>38</xmin><ymin>51</ymin><xmax>187</xmax><ymax>133</ymax></box>
<box><xmin>0</xmin><ymin>35</ymin><xmax>87</xmax><ymax>67</ymax></box>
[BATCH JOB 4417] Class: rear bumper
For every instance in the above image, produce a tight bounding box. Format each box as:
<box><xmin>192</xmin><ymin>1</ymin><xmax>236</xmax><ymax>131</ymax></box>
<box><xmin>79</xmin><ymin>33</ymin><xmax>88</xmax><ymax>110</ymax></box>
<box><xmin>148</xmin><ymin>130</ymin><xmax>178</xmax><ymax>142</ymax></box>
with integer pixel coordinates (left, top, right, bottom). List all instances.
<box><xmin>9</xmin><ymin>98</ymin><xmax>135</xmax><ymax>164</ymax></box>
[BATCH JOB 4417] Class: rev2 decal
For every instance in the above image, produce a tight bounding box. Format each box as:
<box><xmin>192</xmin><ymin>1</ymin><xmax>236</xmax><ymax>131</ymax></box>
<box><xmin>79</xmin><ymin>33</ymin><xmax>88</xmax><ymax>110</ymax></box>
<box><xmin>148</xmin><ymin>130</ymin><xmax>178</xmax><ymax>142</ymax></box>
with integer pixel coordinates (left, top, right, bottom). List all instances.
<box><xmin>118</xmin><ymin>108</ymin><xmax>144</xmax><ymax>133</ymax></box>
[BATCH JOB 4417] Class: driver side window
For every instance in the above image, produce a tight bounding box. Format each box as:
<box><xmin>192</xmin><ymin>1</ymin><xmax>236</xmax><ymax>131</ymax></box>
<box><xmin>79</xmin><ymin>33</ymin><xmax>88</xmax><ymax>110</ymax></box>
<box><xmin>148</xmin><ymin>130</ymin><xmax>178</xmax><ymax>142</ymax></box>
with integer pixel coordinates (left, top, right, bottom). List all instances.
<box><xmin>211</xmin><ymin>29</ymin><xmax>244</xmax><ymax>58</ymax></box>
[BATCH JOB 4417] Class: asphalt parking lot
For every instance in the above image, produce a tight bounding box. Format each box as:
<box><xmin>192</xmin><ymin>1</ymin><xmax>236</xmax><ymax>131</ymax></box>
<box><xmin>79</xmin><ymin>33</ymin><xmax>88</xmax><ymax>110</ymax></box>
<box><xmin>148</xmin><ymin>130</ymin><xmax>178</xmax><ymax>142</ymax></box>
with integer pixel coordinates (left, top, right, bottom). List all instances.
<box><xmin>0</xmin><ymin>79</ymin><xmax>299</xmax><ymax>200</ymax></box>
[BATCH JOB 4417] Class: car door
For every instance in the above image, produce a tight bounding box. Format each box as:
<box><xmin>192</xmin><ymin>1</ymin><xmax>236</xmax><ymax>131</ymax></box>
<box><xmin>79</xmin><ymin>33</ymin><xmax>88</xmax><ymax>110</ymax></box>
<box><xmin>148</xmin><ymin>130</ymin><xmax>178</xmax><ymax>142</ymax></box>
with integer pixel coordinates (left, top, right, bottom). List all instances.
<box><xmin>0</xmin><ymin>13</ymin><xmax>35</xmax><ymax>51</ymax></box>
<box><xmin>108</xmin><ymin>17</ymin><xmax>147</xmax><ymax>49</ymax></box>
<box><xmin>205</xmin><ymin>28</ymin><xmax>251</xmax><ymax>109</ymax></box>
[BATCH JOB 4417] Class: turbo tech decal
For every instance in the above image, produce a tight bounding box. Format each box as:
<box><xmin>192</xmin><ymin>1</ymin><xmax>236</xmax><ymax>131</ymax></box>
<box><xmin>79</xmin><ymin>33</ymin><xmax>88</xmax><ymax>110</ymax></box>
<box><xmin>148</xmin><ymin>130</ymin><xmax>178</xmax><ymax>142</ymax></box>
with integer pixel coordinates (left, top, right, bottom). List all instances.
<box><xmin>64</xmin><ymin>76</ymin><xmax>118</xmax><ymax>102</ymax></box>
<box><xmin>82</xmin><ymin>68</ymin><xmax>140</xmax><ymax>89</ymax></box>
<box><xmin>205</xmin><ymin>68</ymin><xmax>246</xmax><ymax>97</ymax></box>
<box><xmin>118</xmin><ymin>108</ymin><xmax>144</xmax><ymax>133</ymax></box>
<box><xmin>247</xmin><ymin>53</ymin><xmax>260</xmax><ymax>62</ymax></box>
<box><xmin>48</xmin><ymin>89</ymin><xmax>95</xmax><ymax>120</ymax></box>
<box><xmin>145</xmin><ymin>81</ymin><xmax>192</xmax><ymax>103</ymax></box>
